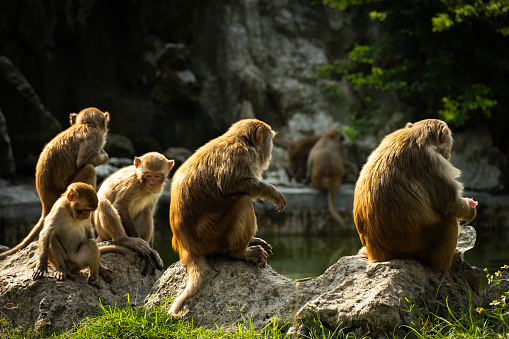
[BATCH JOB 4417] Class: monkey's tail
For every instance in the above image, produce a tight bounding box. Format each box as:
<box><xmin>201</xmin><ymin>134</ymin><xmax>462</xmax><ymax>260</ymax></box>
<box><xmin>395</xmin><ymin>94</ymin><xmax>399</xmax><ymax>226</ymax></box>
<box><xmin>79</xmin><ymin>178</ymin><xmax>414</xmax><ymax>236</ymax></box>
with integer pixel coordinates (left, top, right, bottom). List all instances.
<box><xmin>99</xmin><ymin>245</ymin><xmax>135</xmax><ymax>256</ymax></box>
<box><xmin>327</xmin><ymin>189</ymin><xmax>345</xmax><ymax>225</ymax></box>
<box><xmin>169</xmin><ymin>256</ymin><xmax>209</xmax><ymax>317</ymax></box>
<box><xmin>0</xmin><ymin>216</ymin><xmax>44</xmax><ymax>259</ymax></box>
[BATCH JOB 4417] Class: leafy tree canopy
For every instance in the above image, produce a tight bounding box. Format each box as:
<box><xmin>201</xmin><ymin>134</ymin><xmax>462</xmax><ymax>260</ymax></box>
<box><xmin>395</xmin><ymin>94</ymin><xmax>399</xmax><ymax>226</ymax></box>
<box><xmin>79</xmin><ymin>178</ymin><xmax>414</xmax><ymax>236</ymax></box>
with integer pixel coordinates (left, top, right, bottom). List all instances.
<box><xmin>319</xmin><ymin>0</ymin><xmax>509</xmax><ymax>150</ymax></box>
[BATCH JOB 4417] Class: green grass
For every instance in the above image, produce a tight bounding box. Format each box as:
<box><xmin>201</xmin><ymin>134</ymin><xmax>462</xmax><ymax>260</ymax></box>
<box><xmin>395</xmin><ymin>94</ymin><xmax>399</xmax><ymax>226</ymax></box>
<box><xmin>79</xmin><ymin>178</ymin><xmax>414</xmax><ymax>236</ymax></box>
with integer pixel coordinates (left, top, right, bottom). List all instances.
<box><xmin>2</xmin><ymin>267</ymin><xmax>509</xmax><ymax>339</ymax></box>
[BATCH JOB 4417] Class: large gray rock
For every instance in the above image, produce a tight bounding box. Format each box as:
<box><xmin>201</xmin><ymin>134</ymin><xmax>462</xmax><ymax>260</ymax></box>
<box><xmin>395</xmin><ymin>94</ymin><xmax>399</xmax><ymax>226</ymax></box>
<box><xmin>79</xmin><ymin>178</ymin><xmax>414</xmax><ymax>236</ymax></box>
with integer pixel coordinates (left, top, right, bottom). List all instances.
<box><xmin>0</xmin><ymin>242</ymin><xmax>162</xmax><ymax>334</ymax></box>
<box><xmin>144</xmin><ymin>255</ymin><xmax>481</xmax><ymax>337</ymax></box>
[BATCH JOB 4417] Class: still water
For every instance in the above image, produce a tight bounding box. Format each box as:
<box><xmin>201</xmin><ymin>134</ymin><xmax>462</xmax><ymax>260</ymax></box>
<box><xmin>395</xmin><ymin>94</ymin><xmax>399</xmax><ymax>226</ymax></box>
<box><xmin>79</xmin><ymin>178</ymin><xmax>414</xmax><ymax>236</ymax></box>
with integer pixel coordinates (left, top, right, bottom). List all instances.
<box><xmin>153</xmin><ymin>221</ymin><xmax>509</xmax><ymax>284</ymax></box>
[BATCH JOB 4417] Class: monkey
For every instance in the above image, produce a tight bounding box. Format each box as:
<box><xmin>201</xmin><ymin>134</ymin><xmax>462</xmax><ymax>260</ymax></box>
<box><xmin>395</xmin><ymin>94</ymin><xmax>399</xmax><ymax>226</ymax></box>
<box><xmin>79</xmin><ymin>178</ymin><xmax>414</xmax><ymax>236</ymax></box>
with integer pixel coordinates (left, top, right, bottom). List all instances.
<box><xmin>31</xmin><ymin>182</ymin><xmax>132</xmax><ymax>288</ymax></box>
<box><xmin>274</xmin><ymin>135</ymin><xmax>321</xmax><ymax>182</ymax></box>
<box><xmin>353</xmin><ymin>119</ymin><xmax>477</xmax><ymax>271</ymax></box>
<box><xmin>0</xmin><ymin>107</ymin><xmax>110</xmax><ymax>259</ymax></box>
<box><xmin>169</xmin><ymin>118</ymin><xmax>287</xmax><ymax>316</ymax></box>
<box><xmin>93</xmin><ymin>152</ymin><xmax>174</xmax><ymax>270</ymax></box>
<box><xmin>306</xmin><ymin>129</ymin><xmax>346</xmax><ymax>224</ymax></box>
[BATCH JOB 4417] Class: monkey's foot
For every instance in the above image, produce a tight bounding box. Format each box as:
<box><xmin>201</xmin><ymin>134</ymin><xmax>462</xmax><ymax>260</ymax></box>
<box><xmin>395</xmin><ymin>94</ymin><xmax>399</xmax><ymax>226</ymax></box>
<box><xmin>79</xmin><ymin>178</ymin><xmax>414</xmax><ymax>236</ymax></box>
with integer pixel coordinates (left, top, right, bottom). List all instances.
<box><xmin>88</xmin><ymin>275</ymin><xmax>103</xmax><ymax>289</ymax></box>
<box><xmin>245</xmin><ymin>245</ymin><xmax>269</xmax><ymax>268</ymax></box>
<box><xmin>150</xmin><ymin>250</ymin><xmax>164</xmax><ymax>270</ymax></box>
<box><xmin>249</xmin><ymin>237</ymin><xmax>273</xmax><ymax>255</ymax></box>
<box><xmin>54</xmin><ymin>267</ymin><xmax>74</xmax><ymax>281</ymax></box>
<box><xmin>99</xmin><ymin>265</ymin><xmax>113</xmax><ymax>284</ymax></box>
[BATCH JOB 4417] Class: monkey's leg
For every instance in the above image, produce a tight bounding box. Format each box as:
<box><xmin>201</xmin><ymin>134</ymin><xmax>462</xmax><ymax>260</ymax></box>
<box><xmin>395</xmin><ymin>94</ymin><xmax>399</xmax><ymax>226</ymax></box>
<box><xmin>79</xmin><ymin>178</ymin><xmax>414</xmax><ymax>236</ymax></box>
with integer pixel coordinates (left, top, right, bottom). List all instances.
<box><xmin>96</xmin><ymin>200</ymin><xmax>164</xmax><ymax>270</ymax></box>
<box><xmin>48</xmin><ymin>239</ymin><xmax>74</xmax><ymax>281</ymax></box>
<box><xmin>71</xmin><ymin>239</ymin><xmax>104</xmax><ymax>288</ymax></box>
<box><xmin>226</xmin><ymin>196</ymin><xmax>269</xmax><ymax>267</ymax></box>
<box><xmin>418</xmin><ymin>218</ymin><xmax>459</xmax><ymax>271</ymax></box>
<box><xmin>68</xmin><ymin>164</ymin><xmax>97</xmax><ymax>188</ymax></box>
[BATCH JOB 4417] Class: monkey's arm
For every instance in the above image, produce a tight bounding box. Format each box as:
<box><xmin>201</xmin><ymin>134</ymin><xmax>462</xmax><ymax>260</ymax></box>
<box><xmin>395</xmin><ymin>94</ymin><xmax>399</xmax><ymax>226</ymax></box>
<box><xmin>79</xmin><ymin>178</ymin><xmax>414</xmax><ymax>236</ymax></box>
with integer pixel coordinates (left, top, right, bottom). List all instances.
<box><xmin>221</xmin><ymin>177</ymin><xmax>286</xmax><ymax>212</ymax></box>
<box><xmin>76</xmin><ymin>147</ymin><xmax>109</xmax><ymax>168</ymax></box>
<box><xmin>117</xmin><ymin>207</ymin><xmax>141</xmax><ymax>238</ymax></box>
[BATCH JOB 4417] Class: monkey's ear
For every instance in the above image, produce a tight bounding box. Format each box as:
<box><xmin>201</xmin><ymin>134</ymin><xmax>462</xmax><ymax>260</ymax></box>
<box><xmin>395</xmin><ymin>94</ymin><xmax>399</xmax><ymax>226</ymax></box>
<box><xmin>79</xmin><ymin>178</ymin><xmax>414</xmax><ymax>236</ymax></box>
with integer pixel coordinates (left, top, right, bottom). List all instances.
<box><xmin>134</xmin><ymin>157</ymin><xmax>141</xmax><ymax>168</ymax></box>
<box><xmin>69</xmin><ymin>113</ymin><xmax>77</xmax><ymax>125</ymax></box>
<box><xmin>67</xmin><ymin>188</ymin><xmax>78</xmax><ymax>201</ymax></box>
<box><xmin>254</xmin><ymin>126</ymin><xmax>265</xmax><ymax>146</ymax></box>
<box><xmin>439</xmin><ymin>126</ymin><xmax>448</xmax><ymax>143</ymax></box>
<box><xmin>405</xmin><ymin>122</ymin><xmax>413</xmax><ymax>128</ymax></box>
<box><xmin>168</xmin><ymin>160</ymin><xmax>175</xmax><ymax>171</ymax></box>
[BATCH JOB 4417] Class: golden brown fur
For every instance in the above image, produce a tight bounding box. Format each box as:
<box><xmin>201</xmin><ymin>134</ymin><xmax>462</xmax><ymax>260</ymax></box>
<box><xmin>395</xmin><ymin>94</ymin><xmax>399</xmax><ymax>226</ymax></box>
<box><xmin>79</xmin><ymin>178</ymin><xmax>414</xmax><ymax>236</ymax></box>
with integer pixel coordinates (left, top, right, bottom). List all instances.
<box><xmin>93</xmin><ymin>152</ymin><xmax>174</xmax><ymax>270</ymax></box>
<box><xmin>353</xmin><ymin>119</ymin><xmax>477</xmax><ymax>271</ymax></box>
<box><xmin>278</xmin><ymin>135</ymin><xmax>321</xmax><ymax>182</ymax></box>
<box><xmin>0</xmin><ymin>107</ymin><xmax>109</xmax><ymax>259</ymax></box>
<box><xmin>31</xmin><ymin>183</ymin><xmax>130</xmax><ymax>288</ymax></box>
<box><xmin>169</xmin><ymin>118</ymin><xmax>286</xmax><ymax>316</ymax></box>
<box><xmin>307</xmin><ymin>129</ymin><xmax>346</xmax><ymax>224</ymax></box>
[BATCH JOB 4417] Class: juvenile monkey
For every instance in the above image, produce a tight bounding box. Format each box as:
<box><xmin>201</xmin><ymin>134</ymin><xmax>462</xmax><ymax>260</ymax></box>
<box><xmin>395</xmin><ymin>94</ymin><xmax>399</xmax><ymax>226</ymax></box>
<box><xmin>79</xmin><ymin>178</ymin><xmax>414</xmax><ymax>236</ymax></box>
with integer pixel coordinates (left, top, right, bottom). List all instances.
<box><xmin>93</xmin><ymin>152</ymin><xmax>174</xmax><ymax>270</ymax></box>
<box><xmin>31</xmin><ymin>182</ymin><xmax>130</xmax><ymax>288</ymax></box>
<box><xmin>354</xmin><ymin>119</ymin><xmax>477</xmax><ymax>271</ymax></box>
<box><xmin>307</xmin><ymin>129</ymin><xmax>345</xmax><ymax>224</ymax></box>
<box><xmin>169</xmin><ymin>118</ymin><xmax>286</xmax><ymax>316</ymax></box>
<box><xmin>0</xmin><ymin>107</ymin><xmax>109</xmax><ymax>259</ymax></box>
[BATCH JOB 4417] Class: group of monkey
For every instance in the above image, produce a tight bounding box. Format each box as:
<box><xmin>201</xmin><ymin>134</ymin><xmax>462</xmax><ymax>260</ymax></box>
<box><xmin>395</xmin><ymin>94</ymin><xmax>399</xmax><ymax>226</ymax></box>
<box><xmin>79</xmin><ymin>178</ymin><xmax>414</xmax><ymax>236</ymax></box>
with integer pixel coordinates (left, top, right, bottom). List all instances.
<box><xmin>0</xmin><ymin>108</ymin><xmax>478</xmax><ymax>317</ymax></box>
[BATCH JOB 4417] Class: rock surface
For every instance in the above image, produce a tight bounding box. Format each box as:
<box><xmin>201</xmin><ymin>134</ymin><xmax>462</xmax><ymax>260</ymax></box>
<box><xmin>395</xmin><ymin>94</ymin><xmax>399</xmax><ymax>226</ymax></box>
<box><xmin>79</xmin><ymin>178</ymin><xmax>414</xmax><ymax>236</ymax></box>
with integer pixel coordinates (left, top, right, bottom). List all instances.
<box><xmin>145</xmin><ymin>255</ymin><xmax>481</xmax><ymax>338</ymax></box>
<box><xmin>0</xmin><ymin>242</ymin><xmax>162</xmax><ymax>334</ymax></box>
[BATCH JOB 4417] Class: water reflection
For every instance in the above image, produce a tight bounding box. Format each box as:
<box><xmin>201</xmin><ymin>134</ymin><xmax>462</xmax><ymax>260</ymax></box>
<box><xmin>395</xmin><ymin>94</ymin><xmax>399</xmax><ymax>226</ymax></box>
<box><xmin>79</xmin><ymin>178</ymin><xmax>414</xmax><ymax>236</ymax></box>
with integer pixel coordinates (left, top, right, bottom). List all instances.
<box><xmin>154</xmin><ymin>221</ymin><xmax>507</xmax><ymax>287</ymax></box>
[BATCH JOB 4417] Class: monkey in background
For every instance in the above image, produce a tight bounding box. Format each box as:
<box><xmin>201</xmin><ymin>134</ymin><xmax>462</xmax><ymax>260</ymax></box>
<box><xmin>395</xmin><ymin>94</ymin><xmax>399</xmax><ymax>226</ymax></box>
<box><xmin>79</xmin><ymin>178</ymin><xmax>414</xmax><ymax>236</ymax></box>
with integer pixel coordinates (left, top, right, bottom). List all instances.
<box><xmin>31</xmin><ymin>183</ymin><xmax>131</xmax><ymax>288</ymax></box>
<box><xmin>93</xmin><ymin>152</ymin><xmax>174</xmax><ymax>270</ymax></box>
<box><xmin>274</xmin><ymin>135</ymin><xmax>321</xmax><ymax>182</ymax></box>
<box><xmin>307</xmin><ymin>129</ymin><xmax>346</xmax><ymax>224</ymax></box>
<box><xmin>169</xmin><ymin>118</ymin><xmax>286</xmax><ymax>316</ymax></box>
<box><xmin>354</xmin><ymin>119</ymin><xmax>477</xmax><ymax>271</ymax></box>
<box><xmin>0</xmin><ymin>107</ymin><xmax>110</xmax><ymax>259</ymax></box>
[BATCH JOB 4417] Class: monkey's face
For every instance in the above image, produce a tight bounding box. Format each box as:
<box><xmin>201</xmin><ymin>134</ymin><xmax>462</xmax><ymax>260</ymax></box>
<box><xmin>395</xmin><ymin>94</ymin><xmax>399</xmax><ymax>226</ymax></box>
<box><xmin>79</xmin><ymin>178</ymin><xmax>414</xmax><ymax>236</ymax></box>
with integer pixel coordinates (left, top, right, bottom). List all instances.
<box><xmin>142</xmin><ymin>171</ymin><xmax>166</xmax><ymax>193</ymax></box>
<box><xmin>72</xmin><ymin>207</ymin><xmax>94</xmax><ymax>220</ymax></box>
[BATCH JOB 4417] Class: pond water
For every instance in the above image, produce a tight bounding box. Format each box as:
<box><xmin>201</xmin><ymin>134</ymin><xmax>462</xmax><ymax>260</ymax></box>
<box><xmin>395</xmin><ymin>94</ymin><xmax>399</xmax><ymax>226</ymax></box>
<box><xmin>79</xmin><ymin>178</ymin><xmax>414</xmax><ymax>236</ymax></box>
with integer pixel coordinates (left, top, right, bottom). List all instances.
<box><xmin>153</xmin><ymin>219</ymin><xmax>509</xmax><ymax>287</ymax></box>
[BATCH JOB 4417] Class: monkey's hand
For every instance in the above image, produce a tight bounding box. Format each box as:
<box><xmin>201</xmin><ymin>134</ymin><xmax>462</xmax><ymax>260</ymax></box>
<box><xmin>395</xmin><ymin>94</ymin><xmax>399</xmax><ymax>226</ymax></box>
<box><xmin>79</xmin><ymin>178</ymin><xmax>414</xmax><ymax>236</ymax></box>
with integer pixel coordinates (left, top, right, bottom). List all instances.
<box><xmin>54</xmin><ymin>266</ymin><xmax>74</xmax><ymax>281</ymax></box>
<box><xmin>249</xmin><ymin>237</ymin><xmax>273</xmax><ymax>256</ymax></box>
<box><xmin>32</xmin><ymin>262</ymin><xmax>47</xmax><ymax>280</ymax></box>
<box><xmin>273</xmin><ymin>191</ymin><xmax>287</xmax><ymax>213</ymax></box>
<box><xmin>463</xmin><ymin>197</ymin><xmax>478</xmax><ymax>207</ymax></box>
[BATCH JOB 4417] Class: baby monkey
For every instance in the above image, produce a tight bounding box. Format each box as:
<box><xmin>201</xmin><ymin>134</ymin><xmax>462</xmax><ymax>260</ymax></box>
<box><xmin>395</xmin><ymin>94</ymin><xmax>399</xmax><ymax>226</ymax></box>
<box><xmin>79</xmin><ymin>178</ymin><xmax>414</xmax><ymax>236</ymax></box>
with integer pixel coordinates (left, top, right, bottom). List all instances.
<box><xmin>32</xmin><ymin>182</ymin><xmax>127</xmax><ymax>288</ymax></box>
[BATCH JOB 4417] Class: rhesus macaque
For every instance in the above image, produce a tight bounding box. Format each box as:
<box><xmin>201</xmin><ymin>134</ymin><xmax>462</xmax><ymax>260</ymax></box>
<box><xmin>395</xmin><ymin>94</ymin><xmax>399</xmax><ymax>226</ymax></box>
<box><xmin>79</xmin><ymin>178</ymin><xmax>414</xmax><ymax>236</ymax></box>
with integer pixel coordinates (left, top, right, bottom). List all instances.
<box><xmin>307</xmin><ymin>129</ymin><xmax>346</xmax><ymax>224</ymax></box>
<box><xmin>353</xmin><ymin>119</ymin><xmax>477</xmax><ymax>271</ymax></box>
<box><xmin>169</xmin><ymin>118</ymin><xmax>286</xmax><ymax>316</ymax></box>
<box><xmin>277</xmin><ymin>135</ymin><xmax>321</xmax><ymax>182</ymax></box>
<box><xmin>93</xmin><ymin>152</ymin><xmax>174</xmax><ymax>270</ymax></box>
<box><xmin>0</xmin><ymin>107</ymin><xmax>109</xmax><ymax>259</ymax></box>
<box><xmin>31</xmin><ymin>183</ymin><xmax>131</xmax><ymax>288</ymax></box>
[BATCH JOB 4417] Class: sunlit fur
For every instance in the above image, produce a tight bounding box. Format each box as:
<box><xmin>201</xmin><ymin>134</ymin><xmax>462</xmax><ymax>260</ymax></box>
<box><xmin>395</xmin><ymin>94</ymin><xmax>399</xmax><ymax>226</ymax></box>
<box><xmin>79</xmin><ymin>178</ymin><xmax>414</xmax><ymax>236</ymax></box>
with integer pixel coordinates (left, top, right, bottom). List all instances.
<box><xmin>169</xmin><ymin>118</ymin><xmax>286</xmax><ymax>316</ymax></box>
<box><xmin>353</xmin><ymin>119</ymin><xmax>476</xmax><ymax>271</ymax></box>
<box><xmin>93</xmin><ymin>152</ymin><xmax>174</xmax><ymax>270</ymax></box>
<box><xmin>0</xmin><ymin>107</ymin><xmax>109</xmax><ymax>259</ymax></box>
<box><xmin>31</xmin><ymin>183</ymin><xmax>127</xmax><ymax>288</ymax></box>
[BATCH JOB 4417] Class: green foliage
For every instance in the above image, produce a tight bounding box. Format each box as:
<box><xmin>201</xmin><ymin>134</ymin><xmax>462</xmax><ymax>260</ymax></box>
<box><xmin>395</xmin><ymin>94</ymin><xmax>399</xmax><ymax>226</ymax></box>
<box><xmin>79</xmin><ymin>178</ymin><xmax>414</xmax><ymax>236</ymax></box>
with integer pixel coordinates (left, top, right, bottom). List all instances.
<box><xmin>319</xmin><ymin>0</ymin><xmax>509</xmax><ymax>145</ymax></box>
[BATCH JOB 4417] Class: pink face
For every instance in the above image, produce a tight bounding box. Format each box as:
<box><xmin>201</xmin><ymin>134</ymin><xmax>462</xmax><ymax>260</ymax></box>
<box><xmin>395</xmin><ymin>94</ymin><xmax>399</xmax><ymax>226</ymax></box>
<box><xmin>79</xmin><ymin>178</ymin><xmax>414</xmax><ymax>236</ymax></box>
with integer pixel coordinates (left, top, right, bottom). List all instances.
<box><xmin>144</xmin><ymin>172</ymin><xmax>165</xmax><ymax>193</ymax></box>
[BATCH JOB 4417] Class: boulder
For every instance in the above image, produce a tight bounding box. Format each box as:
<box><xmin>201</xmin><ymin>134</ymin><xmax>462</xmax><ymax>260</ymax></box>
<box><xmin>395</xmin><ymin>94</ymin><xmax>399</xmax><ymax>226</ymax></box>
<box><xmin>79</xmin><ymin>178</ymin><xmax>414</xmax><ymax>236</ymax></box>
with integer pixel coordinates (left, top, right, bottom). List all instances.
<box><xmin>0</xmin><ymin>242</ymin><xmax>162</xmax><ymax>335</ymax></box>
<box><xmin>144</xmin><ymin>254</ymin><xmax>481</xmax><ymax>337</ymax></box>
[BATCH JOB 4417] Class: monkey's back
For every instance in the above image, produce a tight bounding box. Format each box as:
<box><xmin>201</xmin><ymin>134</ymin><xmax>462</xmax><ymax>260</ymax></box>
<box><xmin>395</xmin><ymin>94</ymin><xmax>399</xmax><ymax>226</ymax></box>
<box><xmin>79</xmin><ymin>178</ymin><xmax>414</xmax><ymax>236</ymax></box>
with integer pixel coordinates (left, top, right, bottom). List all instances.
<box><xmin>353</xmin><ymin>129</ymin><xmax>454</xmax><ymax>250</ymax></box>
<box><xmin>309</xmin><ymin>138</ymin><xmax>345</xmax><ymax>191</ymax></box>
<box><xmin>170</xmin><ymin>137</ymin><xmax>254</xmax><ymax>256</ymax></box>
